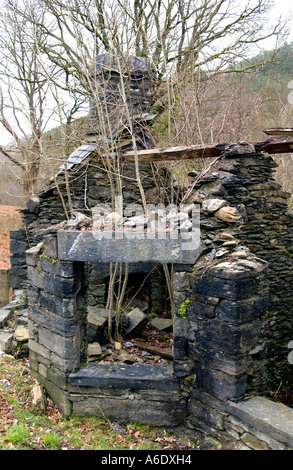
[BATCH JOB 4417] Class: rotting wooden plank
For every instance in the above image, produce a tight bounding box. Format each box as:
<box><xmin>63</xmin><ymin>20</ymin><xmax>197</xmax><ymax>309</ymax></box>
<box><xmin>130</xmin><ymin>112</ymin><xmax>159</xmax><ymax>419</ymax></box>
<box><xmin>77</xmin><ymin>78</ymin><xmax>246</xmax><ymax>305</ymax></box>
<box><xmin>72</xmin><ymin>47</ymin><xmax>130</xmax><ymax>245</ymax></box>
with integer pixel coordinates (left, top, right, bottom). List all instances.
<box><xmin>122</xmin><ymin>139</ymin><xmax>293</xmax><ymax>163</ymax></box>
<box><xmin>255</xmin><ymin>138</ymin><xmax>293</xmax><ymax>154</ymax></box>
<box><xmin>132</xmin><ymin>340</ymin><xmax>173</xmax><ymax>360</ymax></box>
<box><xmin>122</xmin><ymin>143</ymin><xmax>226</xmax><ymax>163</ymax></box>
<box><xmin>264</xmin><ymin>128</ymin><xmax>293</xmax><ymax>136</ymax></box>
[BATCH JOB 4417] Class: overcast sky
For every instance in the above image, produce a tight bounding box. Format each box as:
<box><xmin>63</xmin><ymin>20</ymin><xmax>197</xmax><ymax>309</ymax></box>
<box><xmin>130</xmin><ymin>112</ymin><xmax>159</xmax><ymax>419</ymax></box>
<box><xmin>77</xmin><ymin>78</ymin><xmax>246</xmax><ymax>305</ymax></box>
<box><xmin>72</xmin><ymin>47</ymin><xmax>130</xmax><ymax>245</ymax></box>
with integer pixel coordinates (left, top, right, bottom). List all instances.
<box><xmin>267</xmin><ymin>0</ymin><xmax>293</xmax><ymax>44</ymax></box>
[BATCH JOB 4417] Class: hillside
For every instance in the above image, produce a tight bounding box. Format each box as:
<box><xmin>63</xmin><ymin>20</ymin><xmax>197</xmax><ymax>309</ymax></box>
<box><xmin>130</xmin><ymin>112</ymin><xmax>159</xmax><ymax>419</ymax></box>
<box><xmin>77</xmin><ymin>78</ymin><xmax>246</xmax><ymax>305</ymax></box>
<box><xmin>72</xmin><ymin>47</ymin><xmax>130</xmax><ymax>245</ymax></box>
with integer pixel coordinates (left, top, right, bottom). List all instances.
<box><xmin>0</xmin><ymin>155</ymin><xmax>24</xmax><ymax>206</ymax></box>
<box><xmin>0</xmin><ymin>205</ymin><xmax>22</xmax><ymax>269</ymax></box>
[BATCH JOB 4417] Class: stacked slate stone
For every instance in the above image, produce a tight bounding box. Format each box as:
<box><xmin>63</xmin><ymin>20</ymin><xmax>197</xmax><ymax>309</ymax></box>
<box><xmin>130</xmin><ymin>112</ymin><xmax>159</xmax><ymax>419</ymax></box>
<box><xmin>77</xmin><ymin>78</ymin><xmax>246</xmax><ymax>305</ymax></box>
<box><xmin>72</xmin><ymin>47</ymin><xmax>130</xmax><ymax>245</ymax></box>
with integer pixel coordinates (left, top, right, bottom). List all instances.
<box><xmin>171</xmin><ymin>142</ymin><xmax>293</xmax><ymax>401</ymax></box>
<box><xmin>10</xmin><ymin>228</ymin><xmax>29</xmax><ymax>292</ymax></box>
<box><xmin>87</xmin><ymin>53</ymin><xmax>155</xmax><ymax>147</ymax></box>
<box><xmin>16</xmin><ymin>153</ymin><xmax>171</xmax><ymax>306</ymax></box>
<box><xmin>9</xmin><ymin>54</ymin><xmax>293</xmax><ymax>419</ymax></box>
<box><xmin>200</xmin><ymin>142</ymin><xmax>293</xmax><ymax>370</ymax></box>
<box><xmin>13</xmin><ymin>140</ymin><xmax>293</xmax><ymax>376</ymax></box>
<box><xmin>21</xmin><ymin>140</ymin><xmax>293</xmax><ymax>435</ymax></box>
<box><xmin>167</xmin><ymin>141</ymin><xmax>293</xmax><ymax>438</ymax></box>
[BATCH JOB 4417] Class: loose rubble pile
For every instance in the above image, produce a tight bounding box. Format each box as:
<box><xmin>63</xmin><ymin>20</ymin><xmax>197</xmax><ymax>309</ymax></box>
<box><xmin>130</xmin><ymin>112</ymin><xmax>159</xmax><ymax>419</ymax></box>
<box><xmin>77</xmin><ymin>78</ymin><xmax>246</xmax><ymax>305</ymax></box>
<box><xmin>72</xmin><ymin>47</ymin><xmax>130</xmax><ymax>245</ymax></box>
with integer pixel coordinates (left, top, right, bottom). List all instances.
<box><xmin>0</xmin><ymin>293</ymin><xmax>174</xmax><ymax>365</ymax></box>
<box><xmin>52</xmin><ymin>204</ymin><xmax>195</xmax><ymax>234</ymax></box>
<box><xmin>86</xmin><ymin>305</ymin><xmax>173</xmax><ymax>365</ymax></box>
<box><xmin>91</xmin><ymin>205</ymin><xmax>195</xmax><ymax>233</ymax></box>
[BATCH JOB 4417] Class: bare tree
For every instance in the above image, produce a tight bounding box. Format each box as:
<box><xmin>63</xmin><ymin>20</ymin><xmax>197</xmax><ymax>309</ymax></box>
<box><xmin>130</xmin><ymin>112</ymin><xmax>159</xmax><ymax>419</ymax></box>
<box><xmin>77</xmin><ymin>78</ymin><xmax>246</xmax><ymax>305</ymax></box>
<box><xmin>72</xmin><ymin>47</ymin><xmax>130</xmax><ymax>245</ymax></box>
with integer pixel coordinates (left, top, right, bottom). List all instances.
<box><xmin>8</xmin><ymin>0</ymin><xmax>287</xmax><ymax>85</ymax></box>
<box><xmin>0</xmin><ymin>3</ymin><xmax>53</xmax><ymax>194</ymax></box>
<box><xmin>0</xmin><ymin>1</ymin><xmax>87</xmax><ymax>195</ymax></box>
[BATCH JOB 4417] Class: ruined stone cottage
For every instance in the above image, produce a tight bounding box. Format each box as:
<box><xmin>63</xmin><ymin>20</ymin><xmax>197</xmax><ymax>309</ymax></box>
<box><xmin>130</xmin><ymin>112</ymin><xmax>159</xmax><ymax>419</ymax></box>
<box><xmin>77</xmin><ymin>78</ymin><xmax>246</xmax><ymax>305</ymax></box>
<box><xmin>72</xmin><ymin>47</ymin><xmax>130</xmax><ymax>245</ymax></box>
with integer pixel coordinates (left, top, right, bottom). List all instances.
<box><xmin>9</xmin><ymin>54</ymin><xmax>293</xmax><ymax>449</ymax></box>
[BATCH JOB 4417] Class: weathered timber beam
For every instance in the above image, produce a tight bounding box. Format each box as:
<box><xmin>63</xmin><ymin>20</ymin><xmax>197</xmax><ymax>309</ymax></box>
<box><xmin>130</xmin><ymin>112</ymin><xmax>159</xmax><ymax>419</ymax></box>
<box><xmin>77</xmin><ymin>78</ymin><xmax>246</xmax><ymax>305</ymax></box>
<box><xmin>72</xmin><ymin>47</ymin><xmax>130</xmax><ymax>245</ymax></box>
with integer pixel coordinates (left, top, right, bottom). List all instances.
<box><xmin>122</xmin><ymin>139</ymin><xmax>293</xmax><ymax>163</ymax></box>
<box><xmin>255</xmin><ymin>139</ymin><xmax>293</xmax><ymax>154</ymax></box>
<box><xmin>264</xmin><ymin>128</ymin><xmax>293</xmax><ymax>136</ymax></box>
<box><xmin>122</xmin><ymin>143</ymin><xmax>227</xmax><ymax>162</ymax></box>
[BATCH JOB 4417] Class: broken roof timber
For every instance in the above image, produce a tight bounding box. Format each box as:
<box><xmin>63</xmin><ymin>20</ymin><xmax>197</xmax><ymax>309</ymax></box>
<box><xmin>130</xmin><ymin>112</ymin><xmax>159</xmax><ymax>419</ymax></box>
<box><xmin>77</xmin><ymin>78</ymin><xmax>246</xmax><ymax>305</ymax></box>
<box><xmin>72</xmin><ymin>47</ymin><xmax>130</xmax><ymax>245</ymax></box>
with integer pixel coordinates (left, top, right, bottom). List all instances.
<box><xmin>264</xmin><ymin>128</ymin><xmax>293</xmax><ymax>136</ymax></box>
<box><xmin>122</xmin><ymin>139</ymin><xmax>293</xmax><ymax>163</ymax></box>
<box><xmin>256</xmin><ymin>138</ymin><xmax>293</xmax><ymax>155</ymax></box>
<box><xmin>122</xmin><ymin>143</ymin><xmax>226</xmax><ymax>162</ymax></box>
<box><xmin>58</xmin><ymin>132</ymin><xmax>293</xmax><ymax>174</ymax></box>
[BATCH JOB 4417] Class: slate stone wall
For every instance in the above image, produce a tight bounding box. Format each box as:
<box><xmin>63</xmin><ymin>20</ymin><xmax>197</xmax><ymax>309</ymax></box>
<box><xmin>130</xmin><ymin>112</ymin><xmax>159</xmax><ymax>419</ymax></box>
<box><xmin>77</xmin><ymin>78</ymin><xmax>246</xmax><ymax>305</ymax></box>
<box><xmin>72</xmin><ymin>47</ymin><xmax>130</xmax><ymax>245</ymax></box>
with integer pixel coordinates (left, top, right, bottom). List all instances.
<box><xmin>24</xmin><ymin>226</ymin><xmax>293</xmax><ymax>451</ymax></box>
<box><xmin>8</xmin><ymin>51</ymin><xmax>293</xmax><ymax>445</ymax></box>
<box><xmin>11</xmin><ymin>158</ymin><xmax>170</xmax><ymax>305</ymax></box>
<box><xmin>173</xmin><ymin>258</ymin><xmax>269</xmax><ymax>395</ymax></box>
<box><xmin>26</xmin><ymin>237</ymin><xmax>88</xmax><ymax>417</ymax></box>
<box><xmin>187</xmin><ymin>142</ymin><xmax>293</xmax><ymax>368</ymax></box>
<box><xmin>25</xmin><ymin>228</ymin><xmax>269</xmax><ymax>426</ymax></box>
<box><xmin>10</xmin><ymin>228</ymin><xmax>29</xmax><ymax>291</ymax></box>
<box><xmin>170</xmin><ymin>258</ymin><xmax>269</xmax><ymax>439</ymax></box>
<box><xmin>10</xmin><ymin>51</ymin><xmax>162</xmax><ymax>297</ymax></box>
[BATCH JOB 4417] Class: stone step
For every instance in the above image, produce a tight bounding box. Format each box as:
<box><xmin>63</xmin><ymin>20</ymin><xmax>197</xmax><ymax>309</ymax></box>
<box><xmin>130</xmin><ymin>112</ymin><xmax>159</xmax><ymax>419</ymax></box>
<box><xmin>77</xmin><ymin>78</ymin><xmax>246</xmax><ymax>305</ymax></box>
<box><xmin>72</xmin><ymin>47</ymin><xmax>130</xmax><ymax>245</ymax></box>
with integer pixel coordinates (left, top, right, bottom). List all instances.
<box><xmin>69</xmin><ymin>363</ymin><xmax>179</xmax><ymax>390</ymax></box>
<box><xmin>227</xmin><ymin>396</ymin><xmax>293</xmax><ymax>448</ymax></box>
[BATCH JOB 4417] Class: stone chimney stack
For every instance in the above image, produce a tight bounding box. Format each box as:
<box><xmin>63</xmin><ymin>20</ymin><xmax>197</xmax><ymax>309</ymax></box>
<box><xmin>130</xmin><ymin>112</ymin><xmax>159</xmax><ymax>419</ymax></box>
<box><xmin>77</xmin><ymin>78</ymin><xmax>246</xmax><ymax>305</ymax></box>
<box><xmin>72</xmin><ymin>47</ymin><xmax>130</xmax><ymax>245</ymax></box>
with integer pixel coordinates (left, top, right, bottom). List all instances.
<box><xmin>87</xmin><ymin>53</ymin><xmax>155</xmax><ymax>148</ymax></box>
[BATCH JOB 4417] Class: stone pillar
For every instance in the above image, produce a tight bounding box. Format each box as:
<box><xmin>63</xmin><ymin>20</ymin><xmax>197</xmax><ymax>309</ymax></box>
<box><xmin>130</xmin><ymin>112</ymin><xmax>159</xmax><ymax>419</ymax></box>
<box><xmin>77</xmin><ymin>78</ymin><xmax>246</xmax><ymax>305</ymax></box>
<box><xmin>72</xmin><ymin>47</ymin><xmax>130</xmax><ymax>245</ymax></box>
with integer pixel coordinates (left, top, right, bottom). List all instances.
<box><xmin>26</xmin><ymin>234</ymin><xmax>88</xmax><ymax>416</ymax></box>
<box><xmin>172</xmin><ymin>255</ymin><xmax>269</xmax><ymax>433</ymax></box>
<box><xmin>186</xmin><ymin>258</ymin><xmax>269</xmax><ymax>432</ymax></box>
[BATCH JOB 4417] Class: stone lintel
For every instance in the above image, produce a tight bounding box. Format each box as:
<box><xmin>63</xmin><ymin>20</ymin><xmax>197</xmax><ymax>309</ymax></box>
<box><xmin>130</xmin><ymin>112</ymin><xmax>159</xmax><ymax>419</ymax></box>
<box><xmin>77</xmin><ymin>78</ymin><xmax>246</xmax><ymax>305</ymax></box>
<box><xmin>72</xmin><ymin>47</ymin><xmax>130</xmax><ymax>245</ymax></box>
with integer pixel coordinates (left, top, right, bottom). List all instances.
<box><xmin>57</xmin><ymin>230</ymin><xmax>204</xmax><ymax>264</ymax></box>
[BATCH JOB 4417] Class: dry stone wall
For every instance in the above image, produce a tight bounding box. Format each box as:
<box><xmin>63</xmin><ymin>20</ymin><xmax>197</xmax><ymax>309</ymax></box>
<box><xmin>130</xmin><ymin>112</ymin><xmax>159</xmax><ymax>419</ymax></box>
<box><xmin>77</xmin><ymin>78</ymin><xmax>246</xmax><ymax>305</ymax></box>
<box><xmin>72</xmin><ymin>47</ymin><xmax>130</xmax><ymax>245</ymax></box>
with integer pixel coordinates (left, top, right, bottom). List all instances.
<box><xmin>11</xmin><ymin>157</ymin><xmax>171</xmax><ymax>308</ymax></box>
<box><xmin>7</xmin><ymin>51</ymin><xmax>293</xmax><ymax>447</ymax></box>
<box><xmin>186</xmin><ymin>142</ymin><xmax>293</xmax><ymax>369</ymax></box>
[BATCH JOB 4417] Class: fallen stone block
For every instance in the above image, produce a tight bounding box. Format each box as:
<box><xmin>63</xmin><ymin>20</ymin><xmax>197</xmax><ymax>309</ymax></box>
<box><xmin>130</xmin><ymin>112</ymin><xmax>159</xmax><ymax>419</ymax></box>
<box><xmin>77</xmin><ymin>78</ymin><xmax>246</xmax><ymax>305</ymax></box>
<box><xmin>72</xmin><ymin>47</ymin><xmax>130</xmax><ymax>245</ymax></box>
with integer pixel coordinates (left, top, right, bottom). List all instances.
<box><xmin>122</xmin><ymin>308</ymin><xmax>148</xmax><ymax>338</ymax></box>
<box><xmin>87</xmin><ymin>342</ymin><xmax>103</xmax><ymax>362</ymax></box>
<box><xmin>0</xmin><ymin>332</ymin><xmax>14</xmax><ymax>353</ymax></box>
<box><xmin>87</xmin><ymin>307</ymin><xmax>114</xmax><ymax>343</ymax></box>
<box><xmin>14</xmin><ymin>326</ymin><xmax>29</xmax><ymax>342</ymax></box>
<box><xmin>117</xmin><ymin>350</ymin><xmax>137</xmax><ymax>364</ymax></box>
<box><xmin>0</xmin><ymin>308</ymin><xmax>12</xmax><ymax>328</ymax></box>
<box><xmin>150</xmin><ymin>318</ymin><xmax>173</xmax><ymax>331</ymax></box>
<box><xmin>31</xmin><ymin>383</ymin><xmax>47</xmax><ymax>412</ymax></box>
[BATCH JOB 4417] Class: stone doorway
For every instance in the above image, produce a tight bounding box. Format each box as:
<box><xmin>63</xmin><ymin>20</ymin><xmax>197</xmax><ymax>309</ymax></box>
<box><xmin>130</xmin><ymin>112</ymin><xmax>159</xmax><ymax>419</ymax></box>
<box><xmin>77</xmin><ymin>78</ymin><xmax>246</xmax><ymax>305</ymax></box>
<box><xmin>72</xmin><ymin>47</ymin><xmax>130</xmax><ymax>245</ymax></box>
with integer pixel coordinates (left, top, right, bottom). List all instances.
<box><xmin>86</xmin><ymin>262</ymin><xmax>174</xmax><ymax>366</ymax></box>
